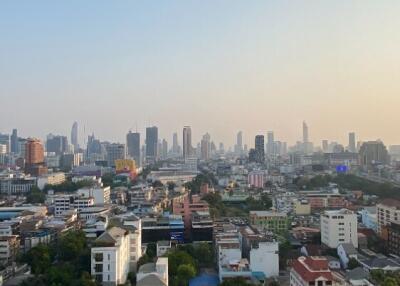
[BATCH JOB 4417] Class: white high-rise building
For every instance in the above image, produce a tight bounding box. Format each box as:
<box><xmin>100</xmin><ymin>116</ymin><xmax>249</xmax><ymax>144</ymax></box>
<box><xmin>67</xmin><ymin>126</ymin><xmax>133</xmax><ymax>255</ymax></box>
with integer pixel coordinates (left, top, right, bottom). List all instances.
<box><xmin>321</xmin><ymin>209</ymin><xmax>358</xmax><ymax>248</ymax></box>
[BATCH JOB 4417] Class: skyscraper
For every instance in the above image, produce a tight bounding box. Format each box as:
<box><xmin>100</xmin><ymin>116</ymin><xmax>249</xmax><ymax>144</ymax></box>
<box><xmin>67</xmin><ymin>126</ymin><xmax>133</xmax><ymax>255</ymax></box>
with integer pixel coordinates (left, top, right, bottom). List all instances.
<box><xmin>25</xmin><ymin>138</ymin><xmax>47</xmax><ymax>176</ymax></box>
<box><xmin>255</xmin><ymin>135</ymin><xmax>265</xmax><ymax>163</ymax></box>
<box><xmin>106</xmin><ymin>143</ymin><xmax>126</xmax><ymax>167</ymax></box>
<box><xmin>201</xmin><ymin>133</ymin><xmax>211</xmax><ymax>160</ymax></box>
<box><xmin>71</xmin><ymin>122</ymin><xmax>79</xmax><ymax>151</ymax></box>
<box><xmin>126</xmin><ymin>131</ymin><xmax>140</xmax><ymax>166</ymax></box>
<box><xmin>348</xmin><ymin>132</ymin><xmax>356</xmax><ymax>153</ymax></box>
<box><xmin>46</xmin><ymin>134</ymin><xmax>68</xmax><ymax>155</ymax></box>
<box><xmin>183</xmin><ymin>126</ymin><xmax>192</xmax><ymax>160</ymax></box>
<box><xmin>11</xmin><ymin>129</ymin><xmax>19</xmax><ymax>154</ymax></box>
<box><xmin>235</xmin><ymin>131</ymin><xmax>243</xmax><ymax>154</ymax></box>
<box><xmin>267</xmin><ymin>131</ymin><xmax>275</xmax><ymax>155</ymax></box>
<box><xmin>0</xmin><ymin>133</ymin><xmax>10</xmax><ymax>154</ymax></box>
<box><xmin>162</xmin><ymin>139</ymin><xmax>168</xmax><ymax>159</ymax></box>
<box><xmin>359</xmin><ymin>141</ymin><xmax>390</xmax><ymax>171</ymax></box>
<box><xmin>146</xmin><ymin>126</ymin><xmax>158</xmax><ymax>163</ymax></box>
<box><xmin>172</xmin><ymin>132</ymin><xmax>179</xmax><ymax>155</ymax></box>
<box><xmin>303</xmin><ymin>121</ymin><xmax>309</xmax><ymax>143</ymax></box>
<box><xmin>322</xmin><ymin>140</ymin><xmax>329</xmax><ymax>153</ymax></box>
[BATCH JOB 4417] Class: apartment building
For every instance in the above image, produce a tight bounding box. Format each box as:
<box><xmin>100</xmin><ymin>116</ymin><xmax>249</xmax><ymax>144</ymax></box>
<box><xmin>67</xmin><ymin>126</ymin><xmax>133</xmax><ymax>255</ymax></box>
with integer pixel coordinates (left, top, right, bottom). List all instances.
<box><xmin>321</xmin><ymin>209</ymin><xmax>358</xmax><ymax>248</ymax></box>
<box><xmin>377</xmin><ymin>199</ymin><xmax>400</xmax><ymax>239</ymax></box>
<box><xmin>91</xmin><ymin>227</ymin><xmax>130</xmax><ymax>285</ymax></box>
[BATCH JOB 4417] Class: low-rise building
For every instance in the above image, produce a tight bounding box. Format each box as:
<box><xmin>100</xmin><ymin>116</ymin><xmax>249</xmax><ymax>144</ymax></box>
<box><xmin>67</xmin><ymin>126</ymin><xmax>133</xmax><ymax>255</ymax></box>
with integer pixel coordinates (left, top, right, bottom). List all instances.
<box><xmin>290</xmin><ymin>256</ymin><xmax>335</xmax><ymax>286</ymax></box>
<box><xmin>77</xmin><ymin>186</ymin><xmax>111</xmax><ymax>206</ymax></box>
<box><xmin>249</xmin><ymin>211</ymin><xmax>289</xmax><ymax>235</ymax></box>
<box><xmin>37</xmin><ymin>172</ymin><xmax>66</xmax><ymax>190</ymax></box>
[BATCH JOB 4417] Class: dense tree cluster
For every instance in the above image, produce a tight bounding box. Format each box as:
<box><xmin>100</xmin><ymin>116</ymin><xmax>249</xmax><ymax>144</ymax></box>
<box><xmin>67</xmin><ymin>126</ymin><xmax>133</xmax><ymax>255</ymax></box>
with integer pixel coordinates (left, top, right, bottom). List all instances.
<box><xmin>20</xmin><ymin>230</ymin><xmax>95</xmax><ymax>286</ymax></box>
<box><xmin>184</xmin><ymin>172</ymin><xmax>217</xmax><ymax>194</ymax></box>
<box><xmin>370</xmin><ymin>270</ymin><xmax>400</xmax><ymax>286</ymax></box>
<box><xmin>167</xmin><ymin>243</ymin><xmax>214</xmax><ymax>286</ymax></box>
<box><xmin>26</xmin><ymin>186</ymin><xmax>46</xmax><ymax>204</ymax></box>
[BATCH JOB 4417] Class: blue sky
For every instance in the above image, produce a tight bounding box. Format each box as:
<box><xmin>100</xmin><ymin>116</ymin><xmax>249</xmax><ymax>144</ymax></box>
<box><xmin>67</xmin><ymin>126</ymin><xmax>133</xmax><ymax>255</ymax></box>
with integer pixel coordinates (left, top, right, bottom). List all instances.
<box><xmin>1</xmin><ymin>1</ymin><xmax>400</xmax><ymax>147</ymax></box>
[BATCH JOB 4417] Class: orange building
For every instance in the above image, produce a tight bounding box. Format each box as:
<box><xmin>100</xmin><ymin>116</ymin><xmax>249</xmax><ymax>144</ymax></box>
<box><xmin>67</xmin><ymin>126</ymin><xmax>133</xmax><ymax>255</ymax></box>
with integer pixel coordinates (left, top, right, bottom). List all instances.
<box><xmin>25</xmin><ymin>138</ymin><xmax>47</xmax><ymax>176</ymax></box>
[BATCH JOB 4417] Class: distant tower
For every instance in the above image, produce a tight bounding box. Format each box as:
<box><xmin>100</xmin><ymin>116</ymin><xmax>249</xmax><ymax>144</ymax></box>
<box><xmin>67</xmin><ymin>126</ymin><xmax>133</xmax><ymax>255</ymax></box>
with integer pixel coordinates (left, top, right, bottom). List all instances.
<box><xmin>201</xmin><ymin>133</ymin><xmax>211</xmax><ymax>160</ymax></box>
<box><xmin>11</xmin><ymin>129</ymin><xmax>19</xmax><ymax>154</ymax></box>
<box><xmin>236</xmin><ymin>131</ymin><xmax>243</xmax><ymax>154</ymax></box>
<box><xmin>303</xmin><ymin>121</ymin><xmax>309</xmax><ymax>143</ymax></box>
<box><xmin>127</xmin><ymin>131</ymin><xmax>141</xmax><ymax>166</ymax></box>
<box><xmin>267</xmin><ymin>131</ymin><xmax>275</xmax><ymax>155</ymax></box>
<box><xmin>172</xmin><ymin>132</ymin><xmax>179</xmax><ymax>155</ymax></box>
<box><xmin>71</xmin><ymin>122</ymin><xmax>79</xmax><ymax>151</ymax></box>
<box><xmin>322</xmin><ymin>140</ymin><xmax>329</xmax><ymax>153</ymax></box>
<box><xmin>146</xmin><ymin>126</ymin><xmax>158</xmax><ymax>163</ymax></box>
<box><xmin>183</xmin><ymin>126</ymin><xmax>192</xmax><ymax>160</ymax></box>
<box><xmin>348</xmin><ymin>132</ymin><xmax>356</xmax><ymax>153</ymax></box>
<box><xmin>255</xmin><ymin>135</ymin><xmax>265</xmax><ymax>163</ymax></box>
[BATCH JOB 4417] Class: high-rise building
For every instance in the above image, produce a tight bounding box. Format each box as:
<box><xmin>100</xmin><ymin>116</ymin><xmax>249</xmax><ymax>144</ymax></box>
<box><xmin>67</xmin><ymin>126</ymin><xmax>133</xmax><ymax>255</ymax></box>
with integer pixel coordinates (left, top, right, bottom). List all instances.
<box><xmin>146</xmin><ymin>126</ymin><xmax>158</xmax><ymax>163</ymax></box>
<box><xmin>106</xmin><ymin>143</ymin><xmax>126</xmax><ymax>167</ymax></box>
<box><xmin>0</xmin><ymin>134</ymin><xmax>10</xmax><ymax>154</ymax></box>
<box><xmin>255</xmin><ymin>135</ymin><xmax>265</xmax><ymax>163</ymax></box>
<box><xmin>71</xmin><ymin>122</ymin><xmax>79</xmax><ymax>151</ymax></box>
<box><xmin>201</xmin><ymin>133</ymin><xmax>211</xmax><ymax>160</ymax></box>
<box><xmin>322</xmin><ymin>140</ymin><xmax>329</xmax><ymax>153</ymax></box>
<box><xmin>46</xmin><ymin>134</ymin><xmax>68</xmax><ymax>155</ymax></box>
<box><xmin>267</xmin><ymin>131</ymin><xmax>274</xmax><ymax>156</ymax></box>
<box><xmin>126</xmin><ymin>131</ymin><xmax>140</xmax><ymax>166</ymax></box>
<box><xmin>172</xmin><ymin>132</ymin><xmax>179</xmax><ymax>155</ymax></box>
<box><xmin>183</xmin><ymin>126</ymin><xmax>192</xmax><ymax>160</ymax></box>
<box><xmin>161</xmin><ymin>139</ymin><xmax>168</xmax><ymax>159</ymax></box>
<box><xmin>10</xmin><ymin>129</ymin><xmax>18</xmax><ymax>154</ymax></box>
<box><xmin>359</xmin><ymin>141</ymin><xmax>390</xmax><ymax>171</ymax></box>
<box><xmin>302</xmin><ymin>121</ymin><xmax>308</xmax><ymax>143</ymax></box>
<box><xmin>235</xmin><ymin>131</ymin><xmax>243</xmax><ymax>154</ymax></box>
<box><xmin>25</xmin><ymin>138</ymin><xmax>47</xmax><ymax>176</ymax></box>
<box><xmin>348</xmin><ymin>132</ymin><xmax>356</xmax><ymax>153</ymax></box>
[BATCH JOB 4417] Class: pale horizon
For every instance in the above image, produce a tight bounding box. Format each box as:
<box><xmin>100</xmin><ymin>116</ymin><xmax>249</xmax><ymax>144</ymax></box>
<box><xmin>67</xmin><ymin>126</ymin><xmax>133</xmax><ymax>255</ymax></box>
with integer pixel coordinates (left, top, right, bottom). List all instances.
<box><xmin>1</xmin><ymin>1</ymin><xmax>400</xmax><ymax>148</ymax></box>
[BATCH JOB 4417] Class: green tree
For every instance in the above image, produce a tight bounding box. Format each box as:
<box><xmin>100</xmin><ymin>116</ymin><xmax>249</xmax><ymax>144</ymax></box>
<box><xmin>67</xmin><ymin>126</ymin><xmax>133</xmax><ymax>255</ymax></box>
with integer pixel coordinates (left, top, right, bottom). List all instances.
<box><xmin>348</xmin><ymin>258</ymin><xmax>360</xmax><ymax>270</ymax></box>
<box><xmin>176</xmin><ymin>264</ymin><xmax>196</xmax><ymax>286</ymax></box>
<box><xmin>194</xmin><ymin>243</ymin><xmax>214</xmax><ymax>267</ymax></box>
<box><xmin>59</xmin><ymin>230</ymin><xmax>87</xmax><ymax>261</ymax></box>
<box><xmin>168</xmin><ymin>250</ymin><xmax>196</xmax><ymax>276</ymax></box>
<box><xmin>26</xmin><ymin>186</ymin><xmax>45</xmax><ymax>204</ymax></box>
<box><xmin>24</xmin><ymin>244</ymin><xmax>52</xmax><ymax>275</ymax></box>
<box><xmin>383</xmin><ymin>277</ymin><xmax>398</xmax><ymax>286</ymax></box>
<box><xmin>146</xmin><ymin>242</ymin><xmax>157</xmax><ymax>259</ymax></box>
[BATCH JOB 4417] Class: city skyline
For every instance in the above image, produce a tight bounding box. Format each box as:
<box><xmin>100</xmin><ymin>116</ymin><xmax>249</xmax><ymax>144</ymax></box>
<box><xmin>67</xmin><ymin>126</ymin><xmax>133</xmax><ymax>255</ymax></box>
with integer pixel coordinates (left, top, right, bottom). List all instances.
<box><xmin>2</xmin><ymin>1</ymin><xmax>400</xmax><ymax>146</ymax></box>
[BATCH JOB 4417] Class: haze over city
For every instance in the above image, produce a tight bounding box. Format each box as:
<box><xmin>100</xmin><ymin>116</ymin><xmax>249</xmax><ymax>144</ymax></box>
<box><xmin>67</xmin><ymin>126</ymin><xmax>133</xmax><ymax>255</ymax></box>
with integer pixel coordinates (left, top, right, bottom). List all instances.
<box><xmin>2</xmin><ymin>1</ymin><xmax>400</xmax><ymax>146</ymax></box>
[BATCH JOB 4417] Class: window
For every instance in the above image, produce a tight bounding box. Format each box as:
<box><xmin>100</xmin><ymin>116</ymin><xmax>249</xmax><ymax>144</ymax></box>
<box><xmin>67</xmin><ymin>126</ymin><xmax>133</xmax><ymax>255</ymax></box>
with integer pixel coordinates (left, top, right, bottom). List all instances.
<box><xmin>94</xmin><ymin>253</ymin><xmax>103</xmax><ymax>262</ymax></box>
<box><xmin>318</xmin><ymin>281</ymin><xmax>323</xmax><ymax>286</ymax></box>
<box><xmin>108</xmin><ymin>254</ymin><xmax>111</xmax><ymax>260</ymax></box>
<box><xmin>108</xmin><ymin>264</ymin><xmax>110</xmax><ymax>271</ymax></box>
<box><xmin>95</xmin><ymin>264</ymin><xmax>103</xmax><ymax>273</ymax></box>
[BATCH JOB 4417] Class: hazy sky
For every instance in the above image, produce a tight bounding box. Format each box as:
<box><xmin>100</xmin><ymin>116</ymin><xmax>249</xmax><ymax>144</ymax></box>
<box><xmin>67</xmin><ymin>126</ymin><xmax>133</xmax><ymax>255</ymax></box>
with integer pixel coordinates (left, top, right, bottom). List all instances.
<box><xmin>1</xmin><ymin>1</ymin><xmax>400</xmax><ymax>148</ymax></box>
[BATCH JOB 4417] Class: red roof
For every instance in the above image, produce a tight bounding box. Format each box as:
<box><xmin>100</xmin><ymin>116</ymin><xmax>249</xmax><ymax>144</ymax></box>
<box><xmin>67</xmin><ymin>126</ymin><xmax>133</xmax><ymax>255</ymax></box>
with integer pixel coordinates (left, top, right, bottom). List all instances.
<box><xmin>292</xmin><ymin>257</ymin><xmax>333</xmax><ymax>282</ymax></box>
